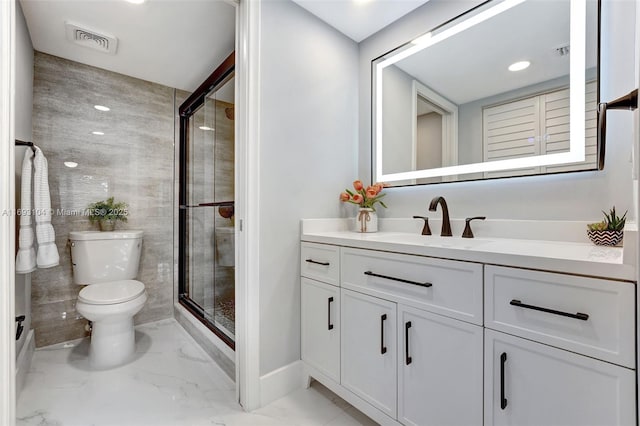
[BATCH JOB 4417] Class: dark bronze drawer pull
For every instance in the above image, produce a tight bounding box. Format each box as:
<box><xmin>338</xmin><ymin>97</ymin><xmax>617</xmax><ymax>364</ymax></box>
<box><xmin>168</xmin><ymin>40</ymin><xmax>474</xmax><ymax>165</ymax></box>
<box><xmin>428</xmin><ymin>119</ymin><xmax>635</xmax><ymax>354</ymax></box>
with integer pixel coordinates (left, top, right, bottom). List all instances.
<box><xmin>364</xmin><ymin>271</ymin><xmax>432</xmax><ymax>288</ymax></box>
<box><xmin>306</xmin><ymin>259</ymin><xmax>330</xmax><ymax>266</ymax></box>
<box><xmin>327</xmin><ymin>297</ymin><xmax>334</xmax><ymax>330</ymax></box>
<box><xmin>500</xmin><ymin>352</ymin><xmax>508</xmax><ymax>410</ymax></box>
<box><xmin>405</xmin><ymin>321</ymin><xmax>412</xmax><ymax>365</ymax></box>
<box><xmin>510</xmin><ymin>299</ymin><xmax>589</xmax><ymax>321</ymax></box>
<box><xmin>380</xmin><ymin>314</ymin><xmax>387</xmax><ymax>355</ymax></box>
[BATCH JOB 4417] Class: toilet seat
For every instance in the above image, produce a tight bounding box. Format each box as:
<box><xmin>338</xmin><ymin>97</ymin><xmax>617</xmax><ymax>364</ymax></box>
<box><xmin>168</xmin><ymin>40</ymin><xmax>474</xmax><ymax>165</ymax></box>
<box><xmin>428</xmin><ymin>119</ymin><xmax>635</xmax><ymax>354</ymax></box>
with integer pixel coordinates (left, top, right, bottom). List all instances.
<box><xmin>78</xmin><ymin>280</ymin><xmax>145</xmax><ymax>305</ymax></box>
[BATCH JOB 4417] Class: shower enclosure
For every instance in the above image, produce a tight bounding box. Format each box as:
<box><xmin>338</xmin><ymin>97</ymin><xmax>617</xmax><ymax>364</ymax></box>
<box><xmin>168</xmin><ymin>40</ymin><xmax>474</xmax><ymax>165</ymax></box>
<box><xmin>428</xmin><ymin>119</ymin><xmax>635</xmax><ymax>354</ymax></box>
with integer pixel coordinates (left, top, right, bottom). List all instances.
<box><xmin>179</xmin><ymin>53</ymin><xmax>235</xmax><ymax>348</ymax></box>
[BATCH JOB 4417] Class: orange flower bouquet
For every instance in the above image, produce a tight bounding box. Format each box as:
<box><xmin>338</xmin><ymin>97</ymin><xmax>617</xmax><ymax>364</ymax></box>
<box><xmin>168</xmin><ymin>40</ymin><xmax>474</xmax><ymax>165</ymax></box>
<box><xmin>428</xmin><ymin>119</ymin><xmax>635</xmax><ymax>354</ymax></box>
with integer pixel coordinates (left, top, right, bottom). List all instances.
<box><xmin>339</xmin><ymin>180</ymin><xmax>388</xmax><ymax>211</ymax></box>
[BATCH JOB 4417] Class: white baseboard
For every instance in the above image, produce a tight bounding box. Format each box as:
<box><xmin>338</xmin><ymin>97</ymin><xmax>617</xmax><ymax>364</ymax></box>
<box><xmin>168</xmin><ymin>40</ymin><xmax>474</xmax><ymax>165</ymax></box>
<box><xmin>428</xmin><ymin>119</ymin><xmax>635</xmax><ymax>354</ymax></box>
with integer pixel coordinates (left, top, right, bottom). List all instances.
<box><xmin>16</xmin><ymin>329</ymin><xmax>34</xmax><ymax>399</ymax></box>
<box><xmin>259</xmin><ymin>360</ymin><xmax>304</xmax><ymax>408</ymax></box>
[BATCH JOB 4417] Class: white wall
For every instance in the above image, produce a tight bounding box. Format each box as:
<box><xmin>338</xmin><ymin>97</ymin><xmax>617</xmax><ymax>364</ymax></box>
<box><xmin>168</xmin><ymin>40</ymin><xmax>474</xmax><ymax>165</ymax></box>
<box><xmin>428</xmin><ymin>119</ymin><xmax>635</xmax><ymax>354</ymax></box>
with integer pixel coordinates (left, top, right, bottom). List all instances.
<box><xmin>382</xmin><ymin>64</ymin><xmax>413</xmax><ymax>174</ymax></box>
<box><xmin>258</xmin><ymin>0</ymin><xmax>358</xmax><ymax>375</ymax></box>
<box><xmin>359</xmin><ymin>0</ymin><xmax>637</xmax><ymax>223</ymax></box>
<box><xmin>14</xmin><ymin>0</ymin><xmax>33</xmax><ymax>359</ymax></box>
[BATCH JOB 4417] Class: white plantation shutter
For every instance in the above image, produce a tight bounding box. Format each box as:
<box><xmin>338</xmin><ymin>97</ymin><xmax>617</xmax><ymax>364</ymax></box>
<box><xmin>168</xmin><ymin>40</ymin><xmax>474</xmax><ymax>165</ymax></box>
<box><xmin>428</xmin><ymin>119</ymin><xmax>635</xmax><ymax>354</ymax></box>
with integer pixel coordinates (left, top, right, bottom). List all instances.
<box><xmin>483</xmin><ymin>96</ymin><xmax>541</xmax><ymax>178</ymax></box>
<box><xmin>482</xmin><ymin>81</ymin><xmax>597</xmax><ymax>178</ymax></box>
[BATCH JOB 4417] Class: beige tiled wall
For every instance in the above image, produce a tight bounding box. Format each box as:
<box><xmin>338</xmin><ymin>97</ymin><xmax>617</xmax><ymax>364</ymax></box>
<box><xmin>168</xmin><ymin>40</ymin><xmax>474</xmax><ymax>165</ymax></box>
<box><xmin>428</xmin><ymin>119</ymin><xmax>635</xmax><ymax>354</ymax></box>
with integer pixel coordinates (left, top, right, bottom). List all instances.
<box><xmin>30</xmin><ymin>52</ymin><xmax>175</xmax><ymax>347</ymax></box>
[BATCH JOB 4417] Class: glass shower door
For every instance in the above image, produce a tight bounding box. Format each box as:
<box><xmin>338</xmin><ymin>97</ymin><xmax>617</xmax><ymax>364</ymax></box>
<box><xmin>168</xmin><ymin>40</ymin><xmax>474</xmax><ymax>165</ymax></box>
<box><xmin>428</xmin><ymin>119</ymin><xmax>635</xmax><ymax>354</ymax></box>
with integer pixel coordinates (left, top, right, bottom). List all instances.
<box><xmin>179</xmin><ymin>54</ymin><xmax>235</xmax><ymax>347</ymax></box>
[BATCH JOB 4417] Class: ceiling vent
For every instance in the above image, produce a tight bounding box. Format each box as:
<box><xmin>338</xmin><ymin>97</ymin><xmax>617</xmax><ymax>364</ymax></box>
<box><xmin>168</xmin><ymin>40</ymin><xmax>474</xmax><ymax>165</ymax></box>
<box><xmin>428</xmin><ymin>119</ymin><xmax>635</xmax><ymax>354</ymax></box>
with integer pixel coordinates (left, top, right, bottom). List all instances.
<box><xmin>65</xmin><ymin>22</ymin><xmax>118</xmax><ymax>55</ymax></box>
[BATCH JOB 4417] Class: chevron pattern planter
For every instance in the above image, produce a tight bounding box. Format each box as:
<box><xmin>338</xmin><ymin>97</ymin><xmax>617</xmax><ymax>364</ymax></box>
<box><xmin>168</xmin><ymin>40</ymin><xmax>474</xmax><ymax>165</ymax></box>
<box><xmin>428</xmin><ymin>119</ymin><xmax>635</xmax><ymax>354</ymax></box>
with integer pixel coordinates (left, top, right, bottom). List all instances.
<box><xmin>587</xmin><ymin>230</ymin><xmax>624</xmax><ymax>246</ymax></box>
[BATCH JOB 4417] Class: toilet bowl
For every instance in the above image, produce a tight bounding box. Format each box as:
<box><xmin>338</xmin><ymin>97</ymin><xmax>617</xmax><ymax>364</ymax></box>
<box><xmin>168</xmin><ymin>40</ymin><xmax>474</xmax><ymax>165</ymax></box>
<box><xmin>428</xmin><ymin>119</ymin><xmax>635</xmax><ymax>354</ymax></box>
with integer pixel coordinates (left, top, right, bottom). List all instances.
<box><xmin>69</xmin><ymin>230</ymin><xmax>146</xmax><ymax>369</ymax></box>
<box><xmin>76</xmin><ymin>280</ymin><xmax>147</xmax><ymax>369</ymax></box>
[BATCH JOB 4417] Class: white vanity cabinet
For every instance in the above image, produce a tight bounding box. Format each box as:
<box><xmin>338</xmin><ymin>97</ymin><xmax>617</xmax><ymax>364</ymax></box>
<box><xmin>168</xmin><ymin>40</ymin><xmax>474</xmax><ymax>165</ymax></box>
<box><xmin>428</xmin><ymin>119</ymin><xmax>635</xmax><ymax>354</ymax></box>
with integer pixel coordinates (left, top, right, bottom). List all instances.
<box><xmin>398</xmin><ymin>304</ymin><xmax>483</xmax><ymax>426</ymax></box>
<box><xmin>484</xmin><ymin>266</ymin><xmax>636</xmax><ymax>426</ymax></box>
<box><xmin>302</xmin><ymin>242</ymin><xmax>484</xmax><ymax>425</ymax></box>
<box><xmin>300</xmin><ymin>238</ymin><xmax>637</xmax><ymax>426</ymax></box>
<box><xmin>341</xmin><ymin>288</ymin><xmax>398</xmax><ymax>418</ymax></box>
<box><xmin>301</xmin><ymin>278</ymin><xmax>340</xmax><ymax>382</ymax></box>
<box><xmin>300</xmin><ymin>243</ymin><xmax>341</xmax><ymax>382</ymax></box>
<box><xmin>485</xmin><ymin>329</ymin><xmax>636</xmax><ymax>426</ymax></box>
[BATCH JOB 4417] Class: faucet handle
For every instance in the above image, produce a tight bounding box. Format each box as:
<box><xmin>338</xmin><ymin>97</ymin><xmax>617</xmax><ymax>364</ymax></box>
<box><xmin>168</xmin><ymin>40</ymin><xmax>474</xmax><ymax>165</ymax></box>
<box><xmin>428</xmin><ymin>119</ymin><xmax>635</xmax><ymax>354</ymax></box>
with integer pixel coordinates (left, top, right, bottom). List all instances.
<box><xmin>412</xmin><ymin>216</ymin><xmax>432</xmax><ymax>236</ymax></box>
<box><xmin>462</xmin><ymin>216</ymin><xmax>486</xmax><ymax>238</ymax></box>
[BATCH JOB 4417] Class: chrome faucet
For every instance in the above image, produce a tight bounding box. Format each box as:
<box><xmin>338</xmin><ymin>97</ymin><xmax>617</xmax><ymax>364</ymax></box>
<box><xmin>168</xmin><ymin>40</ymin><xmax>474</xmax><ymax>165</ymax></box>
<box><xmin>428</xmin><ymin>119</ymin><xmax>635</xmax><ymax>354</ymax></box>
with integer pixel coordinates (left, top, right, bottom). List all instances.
<box><xmin>428</xmin><ymin>196</ymin><xmax>452</xmax><ymax>236</ymax></box>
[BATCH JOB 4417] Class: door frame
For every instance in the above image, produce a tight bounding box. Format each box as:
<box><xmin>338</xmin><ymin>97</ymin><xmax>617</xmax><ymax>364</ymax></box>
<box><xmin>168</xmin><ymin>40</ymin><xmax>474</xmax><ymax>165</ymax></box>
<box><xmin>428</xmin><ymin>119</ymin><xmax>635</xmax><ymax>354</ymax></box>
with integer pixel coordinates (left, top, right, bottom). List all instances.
<box><xmin>0</xmin><ymin>0</ymin><xmax>17</xmax><ymax>424</ymax></box>
<box><xmin>235</xmin><ymin>0</ymin><xmax>261</xmax><ymax>411</ymax></box>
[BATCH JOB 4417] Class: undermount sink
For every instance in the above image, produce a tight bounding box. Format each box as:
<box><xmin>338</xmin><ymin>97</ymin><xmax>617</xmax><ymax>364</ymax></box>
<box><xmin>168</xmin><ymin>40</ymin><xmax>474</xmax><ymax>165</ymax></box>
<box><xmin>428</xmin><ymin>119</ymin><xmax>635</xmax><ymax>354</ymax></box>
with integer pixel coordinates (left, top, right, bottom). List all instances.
<box><xmin>363</xmin><ymin>232</ymin><xmax>493</xmax><ymax>249</ymax></box>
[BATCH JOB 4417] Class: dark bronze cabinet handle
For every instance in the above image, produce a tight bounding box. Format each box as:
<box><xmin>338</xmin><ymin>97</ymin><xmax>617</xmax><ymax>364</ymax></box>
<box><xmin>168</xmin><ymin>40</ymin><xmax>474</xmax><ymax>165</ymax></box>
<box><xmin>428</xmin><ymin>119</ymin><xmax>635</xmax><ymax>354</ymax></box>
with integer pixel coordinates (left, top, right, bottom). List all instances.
<box><xmin>306</xmin><ymin>259</ymin><xmax>330</xmax><ymax>266</ymax></box>
<box><xmin>327</xmin><ymin>297</ymin><xmax>334</xmax><ymax>330</ymax></box>
<box><xmin>364</xmin><ymin>271</ymin><xmax>432</xmax><ymax>288</ymax></box>
<box><xmin>500</xmin><ymin>352</ymin><xmax>507</xmax><ymax>410</ymax></box>
<box><xmin>510</xmin><ymin>299</ymin><xmax>589</xmax><ymax>321</ymax></box>
<box><xmin>380</xmin><ymin>314</ymin><xmax>387</xmax><ymax>354</ymax></box>
<box><xmin>405</xmin><ymin>321</ymin><xmax>412</xmax><ymax>365</ymax></box>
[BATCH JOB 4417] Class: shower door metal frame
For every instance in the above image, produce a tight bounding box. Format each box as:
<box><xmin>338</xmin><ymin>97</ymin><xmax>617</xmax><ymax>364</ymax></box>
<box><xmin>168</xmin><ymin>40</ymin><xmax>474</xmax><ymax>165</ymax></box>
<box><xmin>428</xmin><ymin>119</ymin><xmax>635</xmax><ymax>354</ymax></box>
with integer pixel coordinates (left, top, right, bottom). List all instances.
<box><xmin>179</xmin><ymin>51</ymin><xmax>235</xmax><ymax>350</ymax></box>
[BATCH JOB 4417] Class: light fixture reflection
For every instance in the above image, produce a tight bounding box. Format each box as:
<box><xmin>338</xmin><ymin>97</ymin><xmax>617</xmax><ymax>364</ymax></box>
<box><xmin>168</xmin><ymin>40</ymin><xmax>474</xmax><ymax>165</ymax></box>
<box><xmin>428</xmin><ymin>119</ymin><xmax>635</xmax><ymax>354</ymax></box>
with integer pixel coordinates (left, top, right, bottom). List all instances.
<box><xmin>411</xmin><ymin>32</ymin><xmax>432</xmax><ymax>45</ymax></box>
<box><xmin>64</xmin><ymin>161</ymin><xmax>78</xmax><ymax>168</ymax></box>
<box><xmin>508</xmin><ymin>60</ymin><xmax>531</xmax><ymax>72</ymax></box>
<box><xmin>91</xmin><ymin>131</ymin><xmax>105</xmax><ymax>135</ymax></box>
<box><xmin>94</xmin><ymin>105</ymin><xmax>110</xmax><ymax>112</ymax></box>
<box><xmin>199</xmin><ymin>126</ymin><xmax>215</xmax><ymax>131</ymax></box>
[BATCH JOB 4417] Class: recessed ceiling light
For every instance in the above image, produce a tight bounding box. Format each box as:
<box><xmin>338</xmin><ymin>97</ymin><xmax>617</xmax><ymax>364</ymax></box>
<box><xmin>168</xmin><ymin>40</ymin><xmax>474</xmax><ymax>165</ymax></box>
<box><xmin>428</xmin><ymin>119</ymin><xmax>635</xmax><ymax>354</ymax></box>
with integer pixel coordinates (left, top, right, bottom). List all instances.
<box><xmin>508</xmin><ymin>61</ymin><xmax>530</xmax><ymax>72</ymax></box>
<box><xmin>91</xmin><ymin>131</ymin><xmax>105</xmax><ymax>136</ymax></box>
<box><xmin>199</xmin><ymin>126</ymin><xmax>215</xmax><ymax>131</ymax></box>
<box><xmin>94</xmin><ymin>105</ymin><xmax>110</xmax><ymax>112</ymax></box>
<box><xmin>64</xmin><ymin>161</ymin><xmax>78</xmax><ymax>168</ymax></box>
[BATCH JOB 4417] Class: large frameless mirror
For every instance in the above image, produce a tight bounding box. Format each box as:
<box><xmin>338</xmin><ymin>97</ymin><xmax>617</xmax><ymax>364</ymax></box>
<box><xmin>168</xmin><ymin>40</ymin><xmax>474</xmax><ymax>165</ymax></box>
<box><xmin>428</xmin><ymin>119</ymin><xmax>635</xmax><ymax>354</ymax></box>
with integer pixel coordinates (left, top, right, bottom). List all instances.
<box><xmin>373</xmin><ymin>0</ymin><xmax>600</xmax><ymax>186</ymax></box>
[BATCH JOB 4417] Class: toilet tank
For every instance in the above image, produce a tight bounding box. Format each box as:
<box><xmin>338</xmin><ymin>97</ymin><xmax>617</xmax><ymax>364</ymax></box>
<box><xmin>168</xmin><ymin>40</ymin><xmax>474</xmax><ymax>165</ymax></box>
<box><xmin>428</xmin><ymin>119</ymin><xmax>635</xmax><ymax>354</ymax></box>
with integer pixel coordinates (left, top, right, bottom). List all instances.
<box><xmin>69</xmin><ymin>230</ymin><xmax>143</xmax><ymax>285</ymax></box>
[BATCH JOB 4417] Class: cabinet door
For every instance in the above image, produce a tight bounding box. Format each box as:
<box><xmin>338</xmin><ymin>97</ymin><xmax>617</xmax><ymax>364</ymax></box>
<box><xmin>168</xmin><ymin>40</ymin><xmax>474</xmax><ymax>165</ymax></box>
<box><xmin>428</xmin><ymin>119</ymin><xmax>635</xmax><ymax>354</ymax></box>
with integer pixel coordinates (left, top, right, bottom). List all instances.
<box><xmin>301</xmin><ymin>278</ymin><xmax>340</xmax><ymax>382</ymax></box>
<box><xmin>485</xmin><ymin>329</ymin><xmax>636</xmax><ymax>426</ymax></box>
<box><xmin>341</xmin><ymin>288</ymin><xmax>397</xmax><ymax>418</ymax></box>
<box><xmin>398</xmin><ymin>305</ymin><xmax>483</xmax><ymax>426</ymax></box>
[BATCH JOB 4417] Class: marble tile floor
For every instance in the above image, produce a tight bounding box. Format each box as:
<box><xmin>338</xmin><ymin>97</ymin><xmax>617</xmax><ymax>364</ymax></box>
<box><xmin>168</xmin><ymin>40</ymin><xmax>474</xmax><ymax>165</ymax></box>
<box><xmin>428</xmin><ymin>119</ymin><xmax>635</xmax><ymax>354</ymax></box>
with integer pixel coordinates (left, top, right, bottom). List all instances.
<box><xmin>16</xmin><ymin>319</ymin><xmax>377</xmax><ymax>426</ymax></box>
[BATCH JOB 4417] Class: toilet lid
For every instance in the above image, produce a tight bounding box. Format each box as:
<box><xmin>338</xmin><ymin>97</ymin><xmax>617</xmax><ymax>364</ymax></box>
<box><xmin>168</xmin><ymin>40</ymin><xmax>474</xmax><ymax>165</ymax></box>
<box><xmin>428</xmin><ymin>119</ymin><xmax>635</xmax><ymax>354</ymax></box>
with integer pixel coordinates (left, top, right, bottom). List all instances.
<box><xmin>78</xmin><ymin>280</ymin><xmax>145</xmax><ymax>305</ymax></box>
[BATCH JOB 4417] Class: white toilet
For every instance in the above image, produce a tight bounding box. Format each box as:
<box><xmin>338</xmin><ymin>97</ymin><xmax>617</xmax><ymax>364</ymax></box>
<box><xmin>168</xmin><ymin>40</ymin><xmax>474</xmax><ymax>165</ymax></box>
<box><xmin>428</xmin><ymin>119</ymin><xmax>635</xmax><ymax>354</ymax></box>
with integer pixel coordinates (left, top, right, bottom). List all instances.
<box><xmin>69</xmin><ymin>230</ymin><xmax>147</xmax><ymax>369</ymax></box>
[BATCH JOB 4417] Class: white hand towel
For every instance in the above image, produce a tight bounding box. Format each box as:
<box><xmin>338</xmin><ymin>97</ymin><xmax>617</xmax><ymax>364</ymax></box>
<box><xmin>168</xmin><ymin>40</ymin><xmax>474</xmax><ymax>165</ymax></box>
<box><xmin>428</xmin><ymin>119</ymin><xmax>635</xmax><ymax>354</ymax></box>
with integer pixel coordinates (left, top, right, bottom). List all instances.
<box><xmin>15</xmin><ymin>149</ymin><xmax>36</xmax><ymax>273</ymax></box>
<box><xmin>33</xmin><ymin>146</ymin><xmax>59</xmax><ymax>268</ymax></box>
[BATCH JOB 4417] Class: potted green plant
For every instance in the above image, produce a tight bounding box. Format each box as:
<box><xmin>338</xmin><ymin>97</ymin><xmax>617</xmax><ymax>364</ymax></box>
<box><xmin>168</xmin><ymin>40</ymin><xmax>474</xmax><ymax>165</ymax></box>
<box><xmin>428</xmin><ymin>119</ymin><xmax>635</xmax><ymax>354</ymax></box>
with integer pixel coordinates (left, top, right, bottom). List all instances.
<box><xmin>87</xmin><ymin>197</ymin><xmax>129</xmax><ymax>232</ymax></box>
<box><xmin>587</xmin><ymin>206</ymin><xmax>627</xmax><ymax>246</ymax></box>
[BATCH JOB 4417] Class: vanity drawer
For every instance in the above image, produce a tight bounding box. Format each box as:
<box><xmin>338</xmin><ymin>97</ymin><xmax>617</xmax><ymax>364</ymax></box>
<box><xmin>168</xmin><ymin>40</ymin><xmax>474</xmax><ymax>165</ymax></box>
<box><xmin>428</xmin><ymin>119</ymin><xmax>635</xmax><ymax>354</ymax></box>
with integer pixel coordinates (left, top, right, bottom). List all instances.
<box><xmin>341</xmin><ymin>247</ymin><xmax>483</xmax><ymax>325</ymax></box>
<box><xmin>301</xmin><ymin>242</ymin><xmax>340</xmax><ymax>286</ymax></box>
<box><xmin>485</xmin><ymin>265</ymin><xmax>635</xmax><ymax>368</ymax></box>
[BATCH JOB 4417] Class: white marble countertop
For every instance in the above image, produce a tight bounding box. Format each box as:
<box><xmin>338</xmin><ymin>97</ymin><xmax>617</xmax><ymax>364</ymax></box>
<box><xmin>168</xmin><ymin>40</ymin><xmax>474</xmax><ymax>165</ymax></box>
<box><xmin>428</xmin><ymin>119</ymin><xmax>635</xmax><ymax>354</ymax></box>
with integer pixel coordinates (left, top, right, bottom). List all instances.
<box><xmin>301</xmin><ymin>219</ymin><xmax>637</xmax><ymax>282</ymax></box>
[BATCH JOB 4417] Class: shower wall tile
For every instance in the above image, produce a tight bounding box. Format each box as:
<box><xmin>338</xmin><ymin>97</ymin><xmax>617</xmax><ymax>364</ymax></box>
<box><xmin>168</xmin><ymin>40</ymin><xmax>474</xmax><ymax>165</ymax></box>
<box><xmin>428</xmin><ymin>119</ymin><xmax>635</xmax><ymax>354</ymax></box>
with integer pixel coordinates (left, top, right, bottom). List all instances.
<box><xmin>30</xmin><ymin>52</ymin><xmax>175</xmax><ymax>347</ymax></box>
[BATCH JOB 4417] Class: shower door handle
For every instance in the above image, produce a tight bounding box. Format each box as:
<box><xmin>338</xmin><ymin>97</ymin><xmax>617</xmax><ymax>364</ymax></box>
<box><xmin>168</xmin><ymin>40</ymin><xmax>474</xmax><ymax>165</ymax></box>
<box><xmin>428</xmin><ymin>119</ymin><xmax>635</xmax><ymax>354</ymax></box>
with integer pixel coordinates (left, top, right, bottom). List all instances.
<box><xmin>179</xmin><ymin>201</ymin><xmax>235</xmax><ymax>209</ymax></box>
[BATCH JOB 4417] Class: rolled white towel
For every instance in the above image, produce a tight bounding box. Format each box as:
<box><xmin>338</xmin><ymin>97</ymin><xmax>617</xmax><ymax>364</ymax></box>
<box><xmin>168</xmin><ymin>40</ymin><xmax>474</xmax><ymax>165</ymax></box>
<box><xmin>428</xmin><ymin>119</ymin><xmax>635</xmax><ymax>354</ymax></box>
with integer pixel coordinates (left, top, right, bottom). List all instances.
<box><xmin>33</xmin><ymin>146</ymin><xmax>59</xmax><ymax>268</ymax></box>
<box><xmin>15</xmin><ymin>148</ymin><xmax>36</xmax><ymax>274</ymax></box>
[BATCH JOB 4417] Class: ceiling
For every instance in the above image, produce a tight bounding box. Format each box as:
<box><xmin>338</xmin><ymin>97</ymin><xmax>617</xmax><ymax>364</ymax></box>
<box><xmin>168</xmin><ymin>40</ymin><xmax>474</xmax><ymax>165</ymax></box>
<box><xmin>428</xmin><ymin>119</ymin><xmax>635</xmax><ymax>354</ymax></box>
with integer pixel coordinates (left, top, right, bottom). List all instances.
<box><xmin>19</xmin><ymin>0</ymin><xmax>236</xmax><ymax>92</ymax></box>
<box><xmin>18</xmin><ymin>0</ymin><xmax>434</xmax><ymax>92</ymax></box>
<box><xmin>290</xmin><ymin>0</ymin><xmax>430</xmax><ymax>42</ymax></box>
